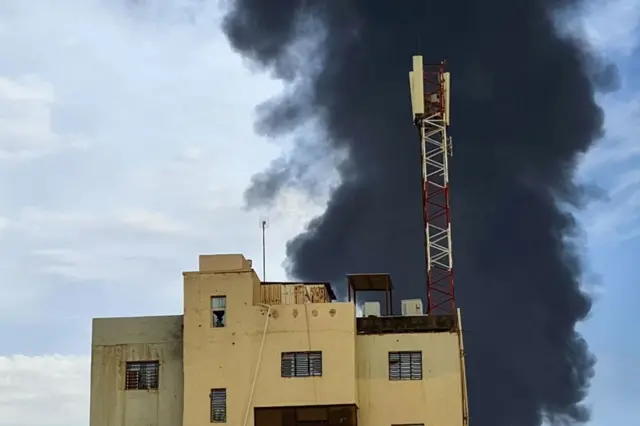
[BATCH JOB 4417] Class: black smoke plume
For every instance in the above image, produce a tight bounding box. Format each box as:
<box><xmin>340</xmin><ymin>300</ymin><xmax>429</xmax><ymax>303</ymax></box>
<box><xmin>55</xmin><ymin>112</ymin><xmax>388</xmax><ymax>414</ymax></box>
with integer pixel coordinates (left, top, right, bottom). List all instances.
<box><xmin>222</xmin><ymin>1</ymin><xmax>608</xmax><ymax>424</ymax></box>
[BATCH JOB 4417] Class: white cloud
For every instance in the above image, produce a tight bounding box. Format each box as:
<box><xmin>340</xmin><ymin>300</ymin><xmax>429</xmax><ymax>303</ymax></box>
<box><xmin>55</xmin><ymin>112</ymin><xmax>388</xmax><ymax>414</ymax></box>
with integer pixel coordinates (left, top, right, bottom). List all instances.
<box><xmin>567</xmin><ymin>2</ymin><xmax>640</xmax><ymax>423</ymax></box>
<box><xmin>0</xmin><ymin>75</ymin><xmax>81</xmax><ymax>160</ymax></box>
<box><xmin>112</xmin><ymin>210</ymin><xmax>190</xmax><ymax>236</ymax></box>
<box><xmin>0</xmin><ymin>1</ymin><xmax>327</xmax><ymax>422</ymax></box>
<box><xmin>0</xmin><ymin>217</ymin><xmax>8</xmax><ymax>232</ymax></box>
<box><xmin>0</xmin><ymin>355</ymin><xmax>89</xmax><ymax>426</ymax></box>
<box><xmin>556</xmin><ymin>0</ymin><xmax>640</xmax><ymax>56</ymax></box>
<box><xmin>578</xmin><ymin>0</ymin><xmax>640</xmax><ymax>55</ymax></box>
<box><xmin>569</xmin><ymin>0</ymin><xmax>640</xmax><ymax>247</ymax></box>
<box><xmin>579</xmin><ymin>96</ymin><xmax>640</xmax><ymax>174</ymax></box>
<box><xmin>577</xmin><ymin>92</ymin><xmax>640</xmax><ymax>245</ymax></box>
<box><xmin>0</xmin><ymin>0</ymin><xmax>328</xmax><ymax>392</ymax></box>
<box><xmin>0</xmin><ymin>0</ymin><xmax>325</xmax><ymax>314</ymax></box>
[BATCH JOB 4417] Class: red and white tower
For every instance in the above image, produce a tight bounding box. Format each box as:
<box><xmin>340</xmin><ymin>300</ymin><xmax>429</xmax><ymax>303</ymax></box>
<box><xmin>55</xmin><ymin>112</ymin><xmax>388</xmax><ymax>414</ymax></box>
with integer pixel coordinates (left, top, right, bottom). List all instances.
<box><xmin>409</xmin><ymin>57</ymin><xmax>455</xmax><ymax>315</ymax></box>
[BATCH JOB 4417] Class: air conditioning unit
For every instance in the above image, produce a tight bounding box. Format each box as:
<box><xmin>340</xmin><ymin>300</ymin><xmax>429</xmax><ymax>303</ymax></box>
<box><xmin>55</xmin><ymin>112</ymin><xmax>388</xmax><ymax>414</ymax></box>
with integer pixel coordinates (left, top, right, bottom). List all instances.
<box><xmin>362</xmin><ymin>301</ymin><xmax>381</xmax><ymax>317</ymax></box>
<box><xmin>401</xmin><ymin>299</ymin><xmax>424</xmax><ymax>316</ymax></box>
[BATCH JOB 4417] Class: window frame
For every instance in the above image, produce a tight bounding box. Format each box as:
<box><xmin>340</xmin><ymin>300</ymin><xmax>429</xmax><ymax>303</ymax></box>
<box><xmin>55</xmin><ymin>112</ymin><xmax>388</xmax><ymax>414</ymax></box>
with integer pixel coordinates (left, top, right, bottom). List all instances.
<box><xmin>211</xmin><ymin>296</ymin><xmax>227</xmax><ymax>328</ymax></box>
<box><xmin>124</xmin><ymin>360</ymin><xmax>160</xmax><ymax>390</ymax></box>
<box><xmin>210</xmin><ymin>388</ymin><xmax>227</xmax><ymax>423</ymax></box>
<box><xmin>388</xmin><ymin>351</ymin><xmax>423</xmax><ymax>381</ymax></box>
<box><xmin>281</xmin><ymin>351</ymin><xmax>323</xmax><ymax>378</ymax></box>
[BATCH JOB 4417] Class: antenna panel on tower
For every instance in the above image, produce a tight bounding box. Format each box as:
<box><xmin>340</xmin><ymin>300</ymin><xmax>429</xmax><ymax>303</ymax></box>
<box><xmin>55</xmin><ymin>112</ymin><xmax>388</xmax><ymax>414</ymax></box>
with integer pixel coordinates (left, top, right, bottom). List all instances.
<box><xmin>443</xmin><ymin>71</ymin><xmax>451</xmax><ymax>125</ymax></box>
<box><xmin>409</xmin><ymin>56</ymin><xmax>425</xmax><ymax>116</ymax></box>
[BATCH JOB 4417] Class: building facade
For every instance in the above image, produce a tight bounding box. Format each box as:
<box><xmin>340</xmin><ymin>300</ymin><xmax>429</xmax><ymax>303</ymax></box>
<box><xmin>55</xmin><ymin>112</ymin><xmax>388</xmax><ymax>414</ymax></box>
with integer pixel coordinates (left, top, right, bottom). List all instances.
<box><xmin>89</xmin><ymin>254</ymin><xmax>469</xmax><ymax>426</ymax></box>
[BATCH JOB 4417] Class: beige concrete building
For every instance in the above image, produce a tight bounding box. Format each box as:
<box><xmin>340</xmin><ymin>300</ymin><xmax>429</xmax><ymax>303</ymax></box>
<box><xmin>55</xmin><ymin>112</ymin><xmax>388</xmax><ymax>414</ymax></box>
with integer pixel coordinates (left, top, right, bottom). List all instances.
<box><xmin>90</xmin><ymin>253</ymin><xmax>469</xmax><ymax>426</ymax></box>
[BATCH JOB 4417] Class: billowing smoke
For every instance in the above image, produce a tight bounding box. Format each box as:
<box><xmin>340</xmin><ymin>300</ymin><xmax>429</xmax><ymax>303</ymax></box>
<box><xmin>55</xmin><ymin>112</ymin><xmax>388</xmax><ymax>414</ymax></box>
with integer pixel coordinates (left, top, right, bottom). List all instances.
<box><xmin>222</xmin><ymin>1</ymin><xmax>610</xmax><ymax>424</ymax></box>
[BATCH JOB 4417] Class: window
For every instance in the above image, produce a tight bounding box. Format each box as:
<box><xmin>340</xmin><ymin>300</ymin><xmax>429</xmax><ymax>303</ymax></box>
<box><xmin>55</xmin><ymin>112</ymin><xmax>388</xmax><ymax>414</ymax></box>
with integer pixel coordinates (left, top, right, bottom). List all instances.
<box><xmin>255</xmin><ymin>406</ymin><xmax>357</xmax><ymax>426</ymax></box>
<box><xmin>389</xmin><ymin>351</ymin><xmax>422</xmax><ymax>380</ymax></box>
<box><xmin>125</xmin><ymin>361</ymin><xmax>159</xmax><ymax>390</ymax></box>
<box><xmin>281</xmin><ymin>351</ymin><xmax>323</xmax><ymax>377</ymax></box>
<box><xmin>210</xmin><ymin>388</ymin><xmax>227</xmax><ymax>423</ymax></box>
<box><xmin>211</xmin><ymin>296</ymin><xmax>226</xmax><ymax>328</ymax></box>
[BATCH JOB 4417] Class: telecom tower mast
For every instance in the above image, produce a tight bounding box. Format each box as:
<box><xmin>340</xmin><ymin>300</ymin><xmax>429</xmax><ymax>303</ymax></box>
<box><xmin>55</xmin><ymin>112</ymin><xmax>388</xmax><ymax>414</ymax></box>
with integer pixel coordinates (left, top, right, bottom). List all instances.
<box><xmin>409</xmin><ymin>56</ymin><xmax>455</xmax><ymax>315</ymax></box>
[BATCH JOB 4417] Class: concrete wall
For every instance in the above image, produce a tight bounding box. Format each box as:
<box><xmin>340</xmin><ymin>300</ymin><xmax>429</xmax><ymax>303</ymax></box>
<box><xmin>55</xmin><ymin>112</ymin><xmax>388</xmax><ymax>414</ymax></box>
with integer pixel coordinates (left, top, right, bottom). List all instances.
<box><xmin>90</xmin><ymin>315</ymin><xmax>184</xmax><ymax>426</ymax></box>
<box><xmin>182</xmin><ymin>265</ymin><xmax>357</xmax><ymax>426</ymax></box>
<box><xmin>356</xmin><ymin>332</ymin><xmax>466</xmax><ymax>426</ymax></box>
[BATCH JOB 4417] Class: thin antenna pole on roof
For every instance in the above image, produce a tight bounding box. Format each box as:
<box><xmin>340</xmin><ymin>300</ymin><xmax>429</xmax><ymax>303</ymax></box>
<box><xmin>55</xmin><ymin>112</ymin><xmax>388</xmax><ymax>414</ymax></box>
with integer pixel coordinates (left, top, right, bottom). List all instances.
<box><xmin>259</xmin><ymin>216</ymin><xmax>269</xmax><ymax>282</ymax></box>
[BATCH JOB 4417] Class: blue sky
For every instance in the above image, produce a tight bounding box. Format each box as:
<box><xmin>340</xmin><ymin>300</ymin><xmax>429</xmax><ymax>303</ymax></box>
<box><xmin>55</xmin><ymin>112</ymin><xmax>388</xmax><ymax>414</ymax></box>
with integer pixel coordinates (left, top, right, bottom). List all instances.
<box><xmin>569</xmin><ymin>1</ymin><xmax>640</xmax><ymax>423</ymax></box>
<box><xmin>0</xmin><ymin>1</ymin><xmax>638</xmax><ymax>425</ymax></box>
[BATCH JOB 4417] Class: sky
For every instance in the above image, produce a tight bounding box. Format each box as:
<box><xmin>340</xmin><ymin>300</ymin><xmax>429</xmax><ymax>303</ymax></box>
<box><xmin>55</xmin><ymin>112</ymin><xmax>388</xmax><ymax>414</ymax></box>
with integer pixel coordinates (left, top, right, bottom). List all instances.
<box><xmin>0</xmin><ymin>1</ymin><xmax>638</xmax><ymax>425</ymax></box>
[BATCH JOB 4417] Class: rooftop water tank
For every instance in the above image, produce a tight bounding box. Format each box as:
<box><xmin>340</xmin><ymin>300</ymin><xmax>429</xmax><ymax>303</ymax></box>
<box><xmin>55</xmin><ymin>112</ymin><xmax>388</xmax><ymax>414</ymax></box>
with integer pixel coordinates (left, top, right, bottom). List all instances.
<box><xmin>401</xmin><ymin>299</ymin><xmax>424</xmax><ymax>316</ymax></box>
<box><xmin>362</xmin><ymin>301</ymin><xmax>381</xmax><ymax>317</ymax></box>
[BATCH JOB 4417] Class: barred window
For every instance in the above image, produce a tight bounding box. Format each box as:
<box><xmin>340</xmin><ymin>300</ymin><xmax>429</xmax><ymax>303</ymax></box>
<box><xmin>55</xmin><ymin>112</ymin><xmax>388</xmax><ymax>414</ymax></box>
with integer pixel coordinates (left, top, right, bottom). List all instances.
<box><xmin>210</xmin><ymin>388</ymin><xmax>227</xmax><ymax>423</ymax></box>
<box><xmin>389</xmin><ymin>351</ymin><xmax>422</xmax><ymax>380</ymax></box>
<box><xmin>281</xmin><ymin>351</ymin><xmax>323</xmax><ymax>377</ymax></box>
<box><xmin>125</xmin><ymin>361</ymin><xmax>159</xmax><ymax>390</ymax></box>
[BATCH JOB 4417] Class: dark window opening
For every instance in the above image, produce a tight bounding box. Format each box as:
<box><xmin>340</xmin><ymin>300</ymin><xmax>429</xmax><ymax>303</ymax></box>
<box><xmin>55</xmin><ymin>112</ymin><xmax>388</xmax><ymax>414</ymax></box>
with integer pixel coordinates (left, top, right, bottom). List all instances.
<box><xmin>281</xmin><ymin>351</ymin><xmax>323</xmax><ymax>377</ymax></box>
<box><xmin>255</xmin><ymin>405</ymin><xmax>357</xmax><ymax>426</ymax></box>
<box><xmin>389</xmin><ymin>351</ymin><xmax>422</xmax><ymax>381</ymax></box>
<box><xmin>211</xmin><ymin>296</ymin><xmax>226</xmax><ymax>328</ymax></box>
<box><xmin>210</xmin><ymin>388</ymin><xmax>227</xmax><ymax>423</ymax></box>
<box><xmin>125</xmin><ymin>361</ymin><xmax>159</xmax><ymax>390</ymax></box>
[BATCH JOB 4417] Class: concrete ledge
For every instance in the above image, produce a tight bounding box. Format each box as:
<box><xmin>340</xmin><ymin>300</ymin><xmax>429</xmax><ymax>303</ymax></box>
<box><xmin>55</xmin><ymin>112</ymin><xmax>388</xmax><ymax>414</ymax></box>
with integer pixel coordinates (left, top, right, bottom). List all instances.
<box><xmin>92</xmin><ymin>315</ymin><xmax>183</xmax><ymax>346</ymax></box>
<box><xmin>356</xmin><ymin>314</ymin><xmax>457</xmax><ymax>334</ymax></box>
<box><xmin>199</xmin><ymin>254</ymin><xmax>251</xmax><ymax>272</ymax></box>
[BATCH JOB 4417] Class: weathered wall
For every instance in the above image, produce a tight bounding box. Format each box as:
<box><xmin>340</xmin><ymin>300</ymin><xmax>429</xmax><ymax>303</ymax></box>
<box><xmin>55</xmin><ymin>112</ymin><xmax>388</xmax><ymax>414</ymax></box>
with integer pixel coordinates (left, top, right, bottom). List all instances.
<box><xmin>89</xmin><ymin>315</ymin><xmax>184</xmax><ymax>426</ymax></box>
<box><xmin>88</xmin><ymin>253</ymin><xmax>468</xmax><ymax>426</ymax></box>
<box><xmin>260</xmin><ymin>283</ymin><xmax>330</xmax><ymax>305</ymax></box>
<box><xmin>356</xmin><ymin>332</ymin><xmax>466</xmax><ymax>426</ymax></box>
<box><xmin>182</xmin><ymin>265</ymin><xmax>357</xmax><ymax>426</ymax></box>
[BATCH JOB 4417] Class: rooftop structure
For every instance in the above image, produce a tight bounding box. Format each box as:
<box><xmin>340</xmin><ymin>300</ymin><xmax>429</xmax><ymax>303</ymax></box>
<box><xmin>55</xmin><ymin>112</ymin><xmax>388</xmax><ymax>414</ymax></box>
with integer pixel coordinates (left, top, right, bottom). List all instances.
<box><xmin>89</xmin><ymin>253</ymin><xmax>469</xmax><ymax>426</ymax></box>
